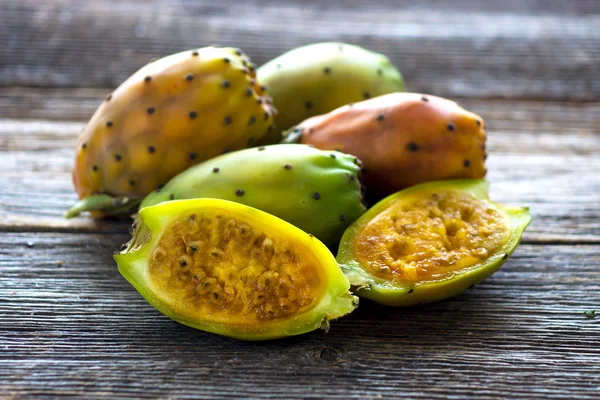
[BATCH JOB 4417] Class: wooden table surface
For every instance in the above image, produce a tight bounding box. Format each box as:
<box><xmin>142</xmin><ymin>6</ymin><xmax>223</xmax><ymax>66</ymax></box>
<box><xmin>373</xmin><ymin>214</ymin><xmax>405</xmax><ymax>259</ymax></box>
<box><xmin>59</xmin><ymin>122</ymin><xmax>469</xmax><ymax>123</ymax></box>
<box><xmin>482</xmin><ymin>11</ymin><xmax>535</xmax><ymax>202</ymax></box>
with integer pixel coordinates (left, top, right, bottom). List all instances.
<box><xmin>1</xmin><ymin>1</ymin><xmax>599</xmax><ymax>398</ymax></box>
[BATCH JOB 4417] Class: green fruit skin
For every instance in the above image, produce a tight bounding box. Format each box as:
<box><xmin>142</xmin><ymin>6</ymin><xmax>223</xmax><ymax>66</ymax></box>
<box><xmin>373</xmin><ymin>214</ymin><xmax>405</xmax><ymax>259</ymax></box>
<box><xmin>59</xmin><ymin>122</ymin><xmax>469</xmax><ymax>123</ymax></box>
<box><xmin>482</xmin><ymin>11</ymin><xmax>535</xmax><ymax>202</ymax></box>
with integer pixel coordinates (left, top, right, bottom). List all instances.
<box><xmin>140</xmin><ymin>144</ymin><xmax>366</xmax><ymax>249</ymax></box>
<box><xmin>336</xmin><ymin>180</ymin><xmax>531</xmax><ymax>306</ymax></box>
<box><xmin>114</xmin><ymin>199</ymin><xmax>358</xmax><ymax>340</ymax></box>
<box><xmin>257</xmin><ymin>42</ymin><xmax>404</xmax><ymax>144</ymax></box>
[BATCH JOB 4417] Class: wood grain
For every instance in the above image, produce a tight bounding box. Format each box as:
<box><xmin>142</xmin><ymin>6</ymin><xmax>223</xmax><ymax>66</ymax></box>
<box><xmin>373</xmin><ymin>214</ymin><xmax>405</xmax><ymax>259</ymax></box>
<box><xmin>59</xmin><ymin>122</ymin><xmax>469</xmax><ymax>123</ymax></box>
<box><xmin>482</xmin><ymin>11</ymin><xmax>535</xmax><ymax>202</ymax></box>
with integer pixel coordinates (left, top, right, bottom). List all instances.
<box><xmin>0</xmin><ymin>232</ymin><xmax>599</xmax><ymax>399</ymax></box>
<box><xmin>1</xmin><ymin>98</ymin><xmax>599</xmax><ymax>241</ymax></box>
<box><xmin>1</xmin><ymin>0</ymin><xmax>599</xmax><ymax>100</ymax></box>
<box><xmin>2</xmin><ymin>1</ymin><xmax>599</xmax><ymax>398</ymax></box>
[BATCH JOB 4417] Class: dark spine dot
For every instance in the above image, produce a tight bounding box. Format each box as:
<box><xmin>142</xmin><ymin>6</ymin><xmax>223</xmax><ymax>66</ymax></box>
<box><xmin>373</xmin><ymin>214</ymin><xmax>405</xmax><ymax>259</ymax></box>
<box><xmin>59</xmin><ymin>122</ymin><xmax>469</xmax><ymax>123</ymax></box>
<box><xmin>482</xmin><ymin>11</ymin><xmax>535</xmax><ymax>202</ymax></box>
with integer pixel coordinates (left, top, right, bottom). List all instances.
<box><xmin>276</xmin><ymin>63</ymin><xmax>282</xmax><ymax>69</ymax></box>
<box><xmin>312</xmin><ymin>192</ymin><xmax>321</xmax><ymax>200</ymax></box>
<box><xmin>377</xmin><ymin>114</ymin><xmax>385</xmax><ymax>122</ymax></box>
<box><xmin>258</xmin><ymin>146</ymin><xmax>265</xmax><ymax>151</ymax></box>
<box><xmin>223</xmin><ymin>148</ymin><xmax>230</xmax><ymax>154</ymax></box>
<box><xmin>503</xmin><ymin>253</ymin><xmax>509</xmax><ymax>260</ymax></box>
<box><xmin>213</xmin><ymin>167</ymin><xmax>220</xmax><ymax>173</ymax></box>
<box><xmin>264</xmin><ymin>111</ymin><xmax>270</xmax><ymax>120</ymax></box>
<box><xmin>221</xmin><ymin>80</ymin><xmax>230</xmax><ymax>88</ymax></box>
<box><xmin>256</xmin><ymin>98</ymin><xmax>263</xmax><ymax>105</ymax></box>
<box><xmin>144</xmin><ymin>76</ymin><xmax>151</xmax><ymax>83</ymax></box>
<box><xmin>305</xmin><ymin>101</ymin><xmax>313</xmax><ymax>110</ymax></box>
<box><xmin>260</xmin><ymin>84</ymin><xmax>266</xmax><ymax>92</ymax></box>
<box><xmin>81</xmin><ymin>143</ymin><xmax>87</xmax><ymax>149</ymax></box>
<box><xmin>235</xmin><ymin>49</ymin><xmax>242</xmax><ymax>56</ymax></box>
<box><xmin>223</xmin><ymin>57</ymin><xmax>230</xmax><ymax>63</ymax></box>
<box><xmin>308</xmin><ymin>233</ymin><xmax>314</xmax><ymax>238</ymax></box>
<box><xmin>245</xmin><ymin>88</ymin><xmax>253</xmax><ymax>96</ymax></box>
<box><xmin>224</xmin><ymin>116</ymin><xmax>232</xmax><ymax>125</ymax></box>
<box><xmin>377</xmin><ymin>68</ymin><xmax>383</xmax><ymax>76</ymax></box>
<box><xmin>105</xmin><ymin>94</ymin><xmax>112</xmax><ymax>101</ymax></box>
<box><xmin>408</xmin><ymin>288</ymin><xmax>414</xmax><ymax>294</ymax></box>
<box><xmin>363</xmin><ymin>91</ymin><xmax>371</xmax><ymax>99</ymax></box>
<box><xmin>268</xmin><ymin>124</ymin><xmax>275</xmax><ymax>132</ymax></box>
<box><xmin>147</xmin><ymin>107</ymin><xmax>155</xmax><ymax>115</ymax></box>
<box><xmin>148</xmin><ymin>146</ymin><xmax>156</xmax><ymax>154</ymax></box>
<box><xmin>330</xmin><ymin>154</ymin><xmax>336</xmax><ymax>159</ymax></box>
<box><xmin>92</xmin><ymin>165</ymin><xmax>98</xmax><ymax>172</ymax></box>
<box><xmin>476</xmin><ymin>119</ymin><xmax>482</xmax><ymax>126</ymax></box>
<box><xmin>339</xmin><ymin>214</ymin><xmax>346</xmax><ymax>222</ymax></box>
<box><xmin>407</xmin><ymin>142</ymin><xmax>419</xmax><ymax>152</ymax></box>
<box><xmin>241</xmin><ymin>67</ymin><xmax>249</xmax><ymax>74</ymax></box>
<box><xmin>447</xmin><ymin>123</ymin><xmax>455</xmax><ymax>132</ymax></box>
<box><xmin>248</xmin><ymin>116</ymin><xmax>256</xmax><ymax>125</ymax></box>
<box><xmin>189</xmin><ymin>111</ymin><xmax>197</xmax><ymax>119</ymax></box>
<box><xmin>169</xmin><ymin>194</ymin><xmax>175</xmax><ymax>200</ymax></box>
<box><xmin>185</xmin><ymin>73</ymin><xmax>194</xmax><ymax>81</ymax></box>
<box><xmin>323</xmin><ymin>67</ymin><xmax>331</xmax><ymax>74</ymax></box>
<box><xmin>464</xmin><ymin>159</ymin><xmax>471</xmax><ymax>168</ymax></box>
<box><xmin>192</xmin><ymin>51</ymin><xmax>199</xmax><ymax>56</ymax></box>
<box><xmin>129</xmin><ymin>180</ymin><xmax>135</xmax><ymax>186</ymax></box>
<box><xmin>421</xmin><ymin>96</ymin><xmax>429</xmax><ymax>102</ymax></box>
<box><xmin>106</xmin><ymin>121</ymin><xmax>113</xmax><ymax>127</ymax></box>
<box><xmin>179</xmin><ymin>259</ymin><xmax>187</xmax><ymax>267</ymax></box>
<box><xmin>114</xmin><ymin>154</ymin><xmax>122</xmax><ymax>161</ymax></box>
<box><xmin>235</xmin><ymin>189</ymin><xmax>245</xmax><ymax>197</ymax></box>
<box><xmin>120</xmin><ymin>244</ymin><xmax>127</xmax><ymax>251</ymax></box>
<box><xmin>284</xmin><ymin>164</ymin><xmax>292</xmax><ymax>170</ymax></box>
<box><xmin>189</xmin><ymin>152</ymin><xmax>197</xmax><ymax>160</ymax></box>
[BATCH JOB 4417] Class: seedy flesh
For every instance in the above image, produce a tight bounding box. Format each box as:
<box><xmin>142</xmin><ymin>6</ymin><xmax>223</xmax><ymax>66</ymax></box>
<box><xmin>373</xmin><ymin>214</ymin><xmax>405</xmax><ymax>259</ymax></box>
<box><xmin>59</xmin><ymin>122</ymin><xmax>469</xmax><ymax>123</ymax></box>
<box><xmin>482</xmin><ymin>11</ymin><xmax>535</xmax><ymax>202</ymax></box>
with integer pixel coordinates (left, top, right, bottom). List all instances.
<box><xmin>354</xmin><ymin>190</ymin><xmax>509</xmax><ymax>283</ymax></box>
<box><xmin>148</xmin><ymin>212</ymin><xmax>324</xmax><ymax>325</ymax></box>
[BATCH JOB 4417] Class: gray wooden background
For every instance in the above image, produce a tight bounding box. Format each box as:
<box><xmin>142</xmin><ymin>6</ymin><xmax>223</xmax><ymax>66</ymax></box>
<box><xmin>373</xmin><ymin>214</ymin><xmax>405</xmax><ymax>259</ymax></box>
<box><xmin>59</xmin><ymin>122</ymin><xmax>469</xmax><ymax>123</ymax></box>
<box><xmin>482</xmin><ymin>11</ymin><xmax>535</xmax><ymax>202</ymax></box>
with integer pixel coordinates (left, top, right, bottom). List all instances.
<box><xmin>1</xmin><ymin>0</ymin><xmax>599</xmax><ymax>398</ymax></box>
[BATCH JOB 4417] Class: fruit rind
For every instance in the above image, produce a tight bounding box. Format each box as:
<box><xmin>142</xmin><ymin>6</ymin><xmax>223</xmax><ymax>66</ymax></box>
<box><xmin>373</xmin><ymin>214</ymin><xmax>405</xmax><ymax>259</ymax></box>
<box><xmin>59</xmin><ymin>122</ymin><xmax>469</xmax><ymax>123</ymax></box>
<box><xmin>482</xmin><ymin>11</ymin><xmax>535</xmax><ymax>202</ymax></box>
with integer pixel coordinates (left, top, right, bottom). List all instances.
<box><xmin>336</xmin><ymin>180</ymin><xmax>531</xmax><ymax>306</ymax></box>
<box><xmin>115</xmin><ymin>198</ymin><xmax>358</xmax><ymax>340</ymax></box>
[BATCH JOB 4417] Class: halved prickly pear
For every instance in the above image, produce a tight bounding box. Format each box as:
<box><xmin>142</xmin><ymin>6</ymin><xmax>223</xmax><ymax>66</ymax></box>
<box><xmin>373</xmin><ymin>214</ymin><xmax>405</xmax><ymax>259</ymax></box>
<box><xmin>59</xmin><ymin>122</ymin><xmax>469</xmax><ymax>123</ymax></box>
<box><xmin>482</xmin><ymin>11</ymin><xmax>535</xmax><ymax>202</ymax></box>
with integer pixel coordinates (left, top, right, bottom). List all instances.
<box><xmin>285</xmin><ymin>93</ymin><xmax>487</xmax><ymax>199</ymax></box>
<box><xmin>67</xmin><ymin>46</ymin><xmax>275</xmax><ymax>218</ymax></box>
<box><xmin>257</xmin><ymin>42</ymin><xmax>404</xmax><ymax>143</ymax></box>
<box><xmin>139</xmin><ymin>144</ymin><xmax>366</xmax><ymax>249</ymax></box>
<box><xmin>114</xmin><ymin>199</ymin><xmax>358</xmax><ymax>340</ymax></box>
<box><xmin>336</xmin><ymin>180</ymin><xmax>530</xmax><ymax>306</ymax></box>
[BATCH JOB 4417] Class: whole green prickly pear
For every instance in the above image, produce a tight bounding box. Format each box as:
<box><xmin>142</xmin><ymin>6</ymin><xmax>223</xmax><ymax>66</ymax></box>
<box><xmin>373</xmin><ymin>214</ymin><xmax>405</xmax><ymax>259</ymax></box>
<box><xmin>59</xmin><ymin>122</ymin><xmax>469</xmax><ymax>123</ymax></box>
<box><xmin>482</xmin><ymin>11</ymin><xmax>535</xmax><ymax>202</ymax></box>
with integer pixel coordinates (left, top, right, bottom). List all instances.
<box><xmin>140</xmin><ymin>144</ymin><xmax>366</xmax><ymax>248</ymax></box>
<box><xmin>67</xmin><ymin>46</ymin><xmax>275</xmax><ymax>219</ymax></box>
<box><xmin>257</xmin><ymin>42</ymin><xmax>404</xmax><ymax>143</ymax></box>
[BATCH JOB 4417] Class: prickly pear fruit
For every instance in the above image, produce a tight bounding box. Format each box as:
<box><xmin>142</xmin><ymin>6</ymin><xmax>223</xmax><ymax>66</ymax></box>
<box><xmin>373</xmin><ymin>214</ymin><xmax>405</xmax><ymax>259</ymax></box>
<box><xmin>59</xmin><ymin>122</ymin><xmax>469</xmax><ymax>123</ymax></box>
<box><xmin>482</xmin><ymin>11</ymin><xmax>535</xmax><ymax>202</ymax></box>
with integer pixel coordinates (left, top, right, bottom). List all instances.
<box><xmin>115</xmin><ymin>198</ymin><xmax>358</xmax><ymax>340</ymax></box>
<box><xmin>67</xmin><ymin>47</ymin><xmax>275</xmax><ymax>218</ymax></box>
<box><xmin>257</xmin><ymin>42</ymin><xmax>404</xmax><ymax>143</ymax></box>
<box><xmin>140</xmin><ymin>144</ymin><xmax>366</xmax><ymax>249</ymax></box>
<box><xmin>284</xmin><ymin>93</ymin><xmax>487</xmax><ymax>199</ymax></box>
<box><xmin>337</xmin><ymin>180</ymin><xmax>531</xmax><ymax>306</ymax></box>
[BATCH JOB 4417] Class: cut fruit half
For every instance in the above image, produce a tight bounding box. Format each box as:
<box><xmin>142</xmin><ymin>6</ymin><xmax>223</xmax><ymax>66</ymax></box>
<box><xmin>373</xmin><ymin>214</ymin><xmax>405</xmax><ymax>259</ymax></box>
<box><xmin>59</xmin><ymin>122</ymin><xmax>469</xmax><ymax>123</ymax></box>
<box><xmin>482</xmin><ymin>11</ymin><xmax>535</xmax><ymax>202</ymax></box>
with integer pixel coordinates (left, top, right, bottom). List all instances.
<box><xmin>115</xmin><ymin>198</ymin><xmax>358</xmax><ymax>340</ymax></box>
<box><xmin>336</xmin><ymin>180</ymin><xmax>531</xmax><ymax>306</ymax></box>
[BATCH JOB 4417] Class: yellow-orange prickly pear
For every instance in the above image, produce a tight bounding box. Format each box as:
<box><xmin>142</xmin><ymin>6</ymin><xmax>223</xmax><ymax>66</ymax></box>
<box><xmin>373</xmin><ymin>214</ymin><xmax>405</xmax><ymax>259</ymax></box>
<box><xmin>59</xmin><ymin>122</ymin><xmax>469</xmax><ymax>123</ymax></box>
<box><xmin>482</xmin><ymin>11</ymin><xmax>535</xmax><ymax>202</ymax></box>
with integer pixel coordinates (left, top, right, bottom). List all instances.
<box><xmin>284</xmin><ymin>93</ymin><xmax>486</xmax><ymax>199</ymax></box>
<box><xmin>67</xmin><ymin>46</ymin><xmax>275</xmax><ymax>218</ymax></box>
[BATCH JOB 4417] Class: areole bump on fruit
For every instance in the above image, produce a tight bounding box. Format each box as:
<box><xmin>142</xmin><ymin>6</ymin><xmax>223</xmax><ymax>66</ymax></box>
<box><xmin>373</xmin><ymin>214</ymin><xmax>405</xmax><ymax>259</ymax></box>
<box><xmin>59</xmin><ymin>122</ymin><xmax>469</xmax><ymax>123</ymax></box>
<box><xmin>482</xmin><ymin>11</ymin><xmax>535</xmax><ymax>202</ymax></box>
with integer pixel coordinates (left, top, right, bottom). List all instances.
<box><xmin>115</xmin><ymin>199</ymin><xmax>358</xmax><ymax>340</ymax></box>
<box><xmin>336</xmin><ymin>180</ymin><xmax>531</xmax><ymax>306</ymax></box>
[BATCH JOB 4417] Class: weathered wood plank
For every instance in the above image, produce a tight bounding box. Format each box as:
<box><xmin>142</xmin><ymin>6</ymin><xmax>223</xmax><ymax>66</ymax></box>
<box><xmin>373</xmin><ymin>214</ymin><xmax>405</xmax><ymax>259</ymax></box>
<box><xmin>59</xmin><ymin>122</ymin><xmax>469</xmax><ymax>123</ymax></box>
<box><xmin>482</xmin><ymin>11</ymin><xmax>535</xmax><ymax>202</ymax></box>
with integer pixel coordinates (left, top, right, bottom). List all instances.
<box><xmin>2</xmin><ymin>87</ymin><xmax>600</xmax><ymax>133</ymax></box>
<box><xmin>1</xmin><ymin>104</ymin><xmax>599</xmax><ymax>240</ymax></box>
<box><xmin>1</xmin><ymin>0</ymin><xmax>599</xmax><ymax>100</ymax></box>
<box><xmin>0</xmin><ymin>232</ymin><xmax>598</xmax><ymax>398</ymax></box>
